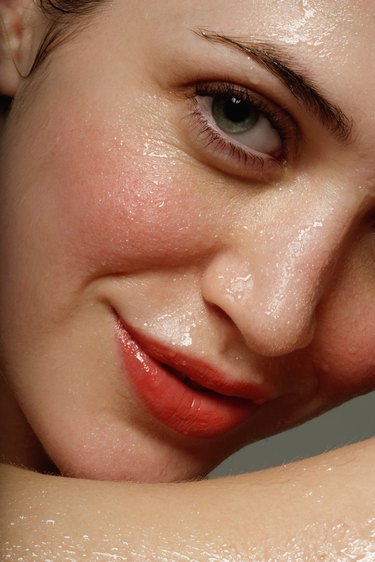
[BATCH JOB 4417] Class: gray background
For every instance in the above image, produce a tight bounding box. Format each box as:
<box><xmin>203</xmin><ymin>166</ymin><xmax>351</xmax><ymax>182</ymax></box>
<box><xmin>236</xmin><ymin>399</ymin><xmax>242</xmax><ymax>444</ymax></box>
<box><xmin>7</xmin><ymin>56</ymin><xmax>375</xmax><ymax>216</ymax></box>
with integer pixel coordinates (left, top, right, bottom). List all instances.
<box><xmin>210</xmin><ymin>391</ymin><xmax>374</xmax><ymax>478</ymax></box>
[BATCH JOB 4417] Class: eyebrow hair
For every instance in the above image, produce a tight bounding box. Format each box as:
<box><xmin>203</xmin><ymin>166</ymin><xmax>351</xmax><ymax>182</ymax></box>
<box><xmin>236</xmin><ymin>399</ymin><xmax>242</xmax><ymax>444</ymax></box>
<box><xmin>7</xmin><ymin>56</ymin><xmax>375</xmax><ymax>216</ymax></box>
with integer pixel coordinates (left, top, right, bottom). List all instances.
<box><xmin>196</xmin><ymin>30</ymin><xmax>354</xmax><ymax>143</ymax></box>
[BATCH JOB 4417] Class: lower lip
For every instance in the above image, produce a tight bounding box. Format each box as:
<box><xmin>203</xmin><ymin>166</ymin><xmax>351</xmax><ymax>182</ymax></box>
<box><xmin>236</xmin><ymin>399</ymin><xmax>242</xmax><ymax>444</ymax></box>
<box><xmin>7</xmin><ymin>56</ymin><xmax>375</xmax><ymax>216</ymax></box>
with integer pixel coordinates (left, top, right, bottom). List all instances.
<box><xmin>115</xmin><ymin>321</ymin><xmax>257</xmax><ymax>438</ymax></box>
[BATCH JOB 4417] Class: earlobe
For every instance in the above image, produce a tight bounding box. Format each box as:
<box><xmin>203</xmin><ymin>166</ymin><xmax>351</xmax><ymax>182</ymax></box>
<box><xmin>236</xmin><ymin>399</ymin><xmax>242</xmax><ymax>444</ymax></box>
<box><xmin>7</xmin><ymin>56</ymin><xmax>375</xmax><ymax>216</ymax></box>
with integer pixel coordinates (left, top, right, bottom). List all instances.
<box><xmin>0</xmin><ymin>0</ymin><xmax>35</xmax><ymax>96</ymax></box>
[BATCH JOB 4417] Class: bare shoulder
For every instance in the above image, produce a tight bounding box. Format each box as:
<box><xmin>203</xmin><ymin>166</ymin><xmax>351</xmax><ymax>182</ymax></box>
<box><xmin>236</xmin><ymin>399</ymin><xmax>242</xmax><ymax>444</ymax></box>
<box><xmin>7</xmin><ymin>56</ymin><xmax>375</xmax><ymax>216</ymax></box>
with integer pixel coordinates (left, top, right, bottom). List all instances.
<box><xmin>1</xmin><ymin>439</ymin><xmax>374</xmax><ymax>561</ymax></box>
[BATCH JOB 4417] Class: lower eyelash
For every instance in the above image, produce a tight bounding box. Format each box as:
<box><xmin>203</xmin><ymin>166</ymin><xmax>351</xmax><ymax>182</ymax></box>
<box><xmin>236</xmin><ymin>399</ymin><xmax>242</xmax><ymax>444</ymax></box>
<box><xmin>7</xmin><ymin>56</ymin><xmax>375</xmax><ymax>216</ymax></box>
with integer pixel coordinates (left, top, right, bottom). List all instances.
<box><xmin>187</xmin><ymin>98</ymin><xmax>286</xmax><ymax>178</ymax></box>
<box><xmin>181</xmin><ymin>79</ymin><xmax>296</xmax><ymax>180</ymax></box>
<box><xmin>190</xmin><ymin>104</ymin><xmax>267</xmax><ymax>170</ymax></box>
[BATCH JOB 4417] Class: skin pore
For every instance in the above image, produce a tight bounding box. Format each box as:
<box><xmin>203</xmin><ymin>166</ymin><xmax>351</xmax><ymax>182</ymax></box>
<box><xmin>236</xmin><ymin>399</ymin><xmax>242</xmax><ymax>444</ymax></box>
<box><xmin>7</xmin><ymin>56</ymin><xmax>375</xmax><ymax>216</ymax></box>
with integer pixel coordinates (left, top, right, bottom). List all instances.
<box><xmin>0</xmin><ymin>0</ymin><xmax>374</xmax><ymax>559</ymax></box>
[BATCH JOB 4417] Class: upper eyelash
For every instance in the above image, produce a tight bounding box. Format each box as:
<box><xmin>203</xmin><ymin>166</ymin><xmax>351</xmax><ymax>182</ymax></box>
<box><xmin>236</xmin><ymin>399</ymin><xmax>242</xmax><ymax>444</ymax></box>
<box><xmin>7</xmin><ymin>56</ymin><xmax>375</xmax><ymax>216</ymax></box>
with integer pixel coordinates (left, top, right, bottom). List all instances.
<box><xmin>195</xmin><ymin>81</ymin><xmax>288</xmax><ymax>143</ymax></box>
<box><xmin>185</xmin><ymin>81</ymin><xmax>294</xmax><ymax>174</ymax></box>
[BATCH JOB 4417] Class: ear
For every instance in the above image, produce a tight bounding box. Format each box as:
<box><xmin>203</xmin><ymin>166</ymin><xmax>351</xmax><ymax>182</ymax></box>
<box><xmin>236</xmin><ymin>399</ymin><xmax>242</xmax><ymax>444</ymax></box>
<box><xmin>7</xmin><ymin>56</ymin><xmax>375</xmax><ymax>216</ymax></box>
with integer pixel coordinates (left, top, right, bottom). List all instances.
<box><xmin>0</xmin><ymin>0</ymin><xmax>36</xmax><ymax>96</ymax></box>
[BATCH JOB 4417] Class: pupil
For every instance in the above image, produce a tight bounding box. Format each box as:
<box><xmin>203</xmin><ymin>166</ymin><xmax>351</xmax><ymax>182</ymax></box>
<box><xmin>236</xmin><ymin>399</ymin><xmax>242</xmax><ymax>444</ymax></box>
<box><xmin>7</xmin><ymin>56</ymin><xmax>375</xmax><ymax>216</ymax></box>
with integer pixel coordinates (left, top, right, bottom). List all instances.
<box><xmin>224</xmin><ymin>97</ymin><xmax>252</xmax><ymax>123</ymax></box>
<box><xmin>212</xmin><ymin>94</ymin><xmax>259</xmax><ymax>134</ymax></box>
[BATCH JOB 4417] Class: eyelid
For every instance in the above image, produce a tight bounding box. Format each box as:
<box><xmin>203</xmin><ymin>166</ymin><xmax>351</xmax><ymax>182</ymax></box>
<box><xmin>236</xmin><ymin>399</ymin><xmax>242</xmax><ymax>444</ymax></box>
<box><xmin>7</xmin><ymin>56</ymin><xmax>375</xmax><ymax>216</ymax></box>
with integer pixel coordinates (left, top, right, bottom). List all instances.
<box><xmin>184</xmin><ymin>80</ymin><xmax>298</xmax><ymax>181</ymax></box>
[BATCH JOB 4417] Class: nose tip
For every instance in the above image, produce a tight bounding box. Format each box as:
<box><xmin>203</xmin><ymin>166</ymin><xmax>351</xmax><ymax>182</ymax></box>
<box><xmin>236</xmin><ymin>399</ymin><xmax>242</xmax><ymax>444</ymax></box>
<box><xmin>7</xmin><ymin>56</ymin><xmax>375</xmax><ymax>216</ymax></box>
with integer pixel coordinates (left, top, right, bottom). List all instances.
<box><xmin>201</xmin><ymin>251</ymin><xmax>320</xmax><ymax>357</ymax></box>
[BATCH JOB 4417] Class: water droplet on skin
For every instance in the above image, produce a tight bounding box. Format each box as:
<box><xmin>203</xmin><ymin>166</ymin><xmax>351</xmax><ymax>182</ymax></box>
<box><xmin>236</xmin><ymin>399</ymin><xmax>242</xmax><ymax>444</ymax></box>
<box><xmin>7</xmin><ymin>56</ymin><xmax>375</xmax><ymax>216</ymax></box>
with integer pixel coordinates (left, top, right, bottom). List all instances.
<box><xmin>226</xmin><ymin>274</ymin><xmax>254</xmax><ymax>303</ymax></box>
<box><xmin>264</xmin><ymin>218</ymin><xmax>326</xmax><ymax>318</ymax></box>
<box><xmin>180</xmin><ymin>331</ymin><xmax>193</xmax><ymax>347</ymax></box>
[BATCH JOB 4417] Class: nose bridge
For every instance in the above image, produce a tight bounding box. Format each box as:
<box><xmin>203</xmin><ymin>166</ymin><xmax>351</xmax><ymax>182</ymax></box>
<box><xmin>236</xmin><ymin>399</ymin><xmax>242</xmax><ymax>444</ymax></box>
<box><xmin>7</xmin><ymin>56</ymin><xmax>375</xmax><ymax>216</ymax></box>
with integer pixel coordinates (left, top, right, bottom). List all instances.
<box><xmin>201</xmin><ymin>199</ymin><xmax>353</xmax><ymax>357</ymax></box>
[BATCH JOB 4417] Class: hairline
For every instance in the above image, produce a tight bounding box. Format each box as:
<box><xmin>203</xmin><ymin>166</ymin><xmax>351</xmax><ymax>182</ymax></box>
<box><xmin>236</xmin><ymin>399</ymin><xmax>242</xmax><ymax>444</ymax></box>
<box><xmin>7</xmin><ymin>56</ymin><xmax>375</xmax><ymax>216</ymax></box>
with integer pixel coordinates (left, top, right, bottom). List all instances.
<box><xmin>30</xmin><ymin>0</ymin><xmax>106</xmax><ymax>75</ymax></box>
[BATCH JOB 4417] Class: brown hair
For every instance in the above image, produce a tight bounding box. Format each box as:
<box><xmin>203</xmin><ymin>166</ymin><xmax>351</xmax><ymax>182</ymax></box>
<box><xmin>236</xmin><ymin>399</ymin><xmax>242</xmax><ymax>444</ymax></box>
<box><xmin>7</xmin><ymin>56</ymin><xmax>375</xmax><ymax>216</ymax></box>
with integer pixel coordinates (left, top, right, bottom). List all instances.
<box><xmin>0</xmin><ymin>0</ymin><xmax>104</xmax><ymax>116</ymax></box>
<box><xmin>31</xmin><ymin>0</ymin><xmax>105</xmax><ymax>73</ymax></box>
<box><xmin>39</xmin><ymin>0</ymin><xmax>104</xmax><ymax>16</ymax></box>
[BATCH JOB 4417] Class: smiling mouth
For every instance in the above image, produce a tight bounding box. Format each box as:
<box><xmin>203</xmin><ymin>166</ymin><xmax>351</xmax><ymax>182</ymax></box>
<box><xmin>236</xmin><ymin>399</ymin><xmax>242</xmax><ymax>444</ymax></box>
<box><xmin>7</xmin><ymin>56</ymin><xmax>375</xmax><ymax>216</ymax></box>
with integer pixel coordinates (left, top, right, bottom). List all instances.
<box><xmin>162</xmin><ymin>363</ymin><xmax>218</xmax><ymax>395</ymax></box>
<box><xmin>115</xmin><ymin>315</ymin><xmax>273</xmax><ymax>439</ymax></box>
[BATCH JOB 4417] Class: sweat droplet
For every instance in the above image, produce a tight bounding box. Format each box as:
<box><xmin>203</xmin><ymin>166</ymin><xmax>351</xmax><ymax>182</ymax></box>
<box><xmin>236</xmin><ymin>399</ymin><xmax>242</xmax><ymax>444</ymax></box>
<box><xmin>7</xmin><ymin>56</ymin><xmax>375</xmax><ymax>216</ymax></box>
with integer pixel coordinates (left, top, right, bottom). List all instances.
<box><xmin>226</xmin><ymin>274</ymin><xmax>254</xmax><ymax>302</ymax></box>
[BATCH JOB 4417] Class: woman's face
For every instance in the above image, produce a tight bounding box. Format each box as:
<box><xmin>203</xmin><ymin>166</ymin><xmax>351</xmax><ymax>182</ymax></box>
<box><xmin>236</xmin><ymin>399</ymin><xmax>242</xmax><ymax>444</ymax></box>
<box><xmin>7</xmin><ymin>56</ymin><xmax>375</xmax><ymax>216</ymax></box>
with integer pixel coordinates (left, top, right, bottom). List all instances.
<box><xmin>1</xmin><ymin>0</ymin><xmax>375</xmax><ymax>482</ymax></box>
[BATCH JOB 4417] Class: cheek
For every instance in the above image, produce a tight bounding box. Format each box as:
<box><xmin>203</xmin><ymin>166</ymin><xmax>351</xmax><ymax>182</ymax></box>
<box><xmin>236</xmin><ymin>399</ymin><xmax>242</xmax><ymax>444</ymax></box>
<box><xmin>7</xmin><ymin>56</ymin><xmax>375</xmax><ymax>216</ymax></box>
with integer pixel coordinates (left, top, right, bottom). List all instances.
<box><xmin>313</xmin><ymin>260</ymin><xmax>375</xmax><ymax>399</ymax></box>
<box><xmin>1</xmin><ymin>108</ymin><xmax>220</xmax><ymax>347</ymax></box>
<box><xmin>44</xmin><ymin>119</ymin><xmax>218</xmax><ymax>275</ymax></box>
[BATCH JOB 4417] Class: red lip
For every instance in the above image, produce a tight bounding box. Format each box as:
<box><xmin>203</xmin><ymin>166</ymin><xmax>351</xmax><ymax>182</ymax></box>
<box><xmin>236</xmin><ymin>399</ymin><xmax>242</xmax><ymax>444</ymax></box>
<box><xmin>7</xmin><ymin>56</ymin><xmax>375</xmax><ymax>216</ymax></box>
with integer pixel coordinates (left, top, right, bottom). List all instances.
<box><xmin>115</xmin><ymin>317</ymin><xmax>272</xmax><ymax>438</ymax></box>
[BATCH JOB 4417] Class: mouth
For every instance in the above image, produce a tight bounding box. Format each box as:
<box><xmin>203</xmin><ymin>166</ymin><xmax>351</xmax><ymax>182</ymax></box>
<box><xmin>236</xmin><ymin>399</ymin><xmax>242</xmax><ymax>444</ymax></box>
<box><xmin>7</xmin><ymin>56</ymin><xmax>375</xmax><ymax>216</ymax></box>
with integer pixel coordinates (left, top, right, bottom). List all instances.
<box><xmin>114</xmin><ymin>315</ymin><xmax>272</xmax><ymax>439</ymax></box>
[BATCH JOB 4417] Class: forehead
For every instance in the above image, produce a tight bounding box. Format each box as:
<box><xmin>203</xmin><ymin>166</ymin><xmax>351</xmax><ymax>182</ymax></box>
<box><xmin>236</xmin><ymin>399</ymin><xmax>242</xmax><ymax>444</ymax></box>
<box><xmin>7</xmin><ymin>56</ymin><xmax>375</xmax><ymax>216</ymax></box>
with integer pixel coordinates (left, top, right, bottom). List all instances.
<box><xmin>33</xmin><ymin>0</ymin><xmax>375</xmax><ymax>160</ymax></box>
<box><xmin>100</xmin><ymin>0</ymin><xmax>375</xmax><ymax>126</ymax></box>
<box><xmin>100</xmin><ymin>1</ymin><xmax>375</xmax><ymax>78</ymax></box>
<box><xmin>59</xmin><ymin>1</ymin><xmax>375</xmax><ymax>82</ymax></box>
<box><xmin>118</xmin><ymin>0</ymin><xmax>373</xmax><ymax>42</ymax></box>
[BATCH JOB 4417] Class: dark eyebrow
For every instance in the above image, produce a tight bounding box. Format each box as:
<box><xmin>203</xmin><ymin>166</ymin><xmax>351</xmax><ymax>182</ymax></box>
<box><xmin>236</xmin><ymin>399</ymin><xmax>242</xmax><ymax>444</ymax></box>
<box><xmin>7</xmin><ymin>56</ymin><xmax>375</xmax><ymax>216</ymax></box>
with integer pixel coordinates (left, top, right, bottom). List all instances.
<box><xmin>196</xmin><ymin>30</ymin><xmax>354</xmax><ymax>143</ymax></box>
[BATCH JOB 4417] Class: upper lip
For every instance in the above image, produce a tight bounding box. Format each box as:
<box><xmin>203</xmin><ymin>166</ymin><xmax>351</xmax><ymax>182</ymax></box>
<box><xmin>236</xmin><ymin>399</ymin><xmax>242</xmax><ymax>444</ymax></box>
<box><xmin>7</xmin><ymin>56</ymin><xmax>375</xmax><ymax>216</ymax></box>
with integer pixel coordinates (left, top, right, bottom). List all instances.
<box><xmin>119</xmin><ymin>317</ymin><xmax>276</xmax><ymax>405</ymax></box>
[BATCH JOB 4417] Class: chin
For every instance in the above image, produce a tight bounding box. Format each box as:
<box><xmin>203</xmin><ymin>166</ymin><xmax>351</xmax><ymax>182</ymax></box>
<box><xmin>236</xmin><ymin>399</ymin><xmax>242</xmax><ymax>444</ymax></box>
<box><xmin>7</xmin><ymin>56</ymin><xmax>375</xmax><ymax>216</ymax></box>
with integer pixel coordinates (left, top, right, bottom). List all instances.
<box><xmin>54</xmin><ymin>450</ymin><xmax>213</xmax><ymax>483</ymax></box>
<box><xmin>36</xmin><ymin>424</ymin><xmax>220</xmax><ymax>483</ymax></box>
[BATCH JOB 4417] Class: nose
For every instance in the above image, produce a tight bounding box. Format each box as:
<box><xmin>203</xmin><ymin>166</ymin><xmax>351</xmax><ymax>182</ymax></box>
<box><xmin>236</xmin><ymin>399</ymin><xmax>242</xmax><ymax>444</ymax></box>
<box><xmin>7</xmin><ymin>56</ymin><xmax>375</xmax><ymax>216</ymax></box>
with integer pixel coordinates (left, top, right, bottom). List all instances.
<box><xmin>200</xmin><ymin>197</ymin><xmax>356</xmax><ymax>357</ymax></box>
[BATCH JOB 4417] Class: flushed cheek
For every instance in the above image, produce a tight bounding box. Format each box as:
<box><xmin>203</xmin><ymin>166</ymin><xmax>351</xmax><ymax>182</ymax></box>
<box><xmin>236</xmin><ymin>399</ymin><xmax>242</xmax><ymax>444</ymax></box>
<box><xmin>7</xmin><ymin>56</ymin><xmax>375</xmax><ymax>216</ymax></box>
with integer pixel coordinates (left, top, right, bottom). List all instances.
<box><xmin>46</xmin><ymin>120</ymin><xmax>218</xmax><ymax>276</ymax></box>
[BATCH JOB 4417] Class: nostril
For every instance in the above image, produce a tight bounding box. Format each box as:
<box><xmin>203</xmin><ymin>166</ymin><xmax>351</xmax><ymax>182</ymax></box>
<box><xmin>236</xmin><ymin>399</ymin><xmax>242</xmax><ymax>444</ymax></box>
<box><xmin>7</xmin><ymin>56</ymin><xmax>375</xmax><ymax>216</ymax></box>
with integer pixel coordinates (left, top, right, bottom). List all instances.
<box><xmin>209</xmin><ymin>303</ymin><xmax>233</xmax><ymax>324</ymax></box>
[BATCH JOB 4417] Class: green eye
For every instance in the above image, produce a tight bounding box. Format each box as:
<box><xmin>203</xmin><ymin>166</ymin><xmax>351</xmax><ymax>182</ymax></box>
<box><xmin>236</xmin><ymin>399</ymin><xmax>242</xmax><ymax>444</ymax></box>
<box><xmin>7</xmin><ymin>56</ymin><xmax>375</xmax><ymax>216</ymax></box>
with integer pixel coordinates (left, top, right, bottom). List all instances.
<box><xmin>212</xmin><ymin>96</ymin><xmax>259</xmax><ymax>134</ymax></box>
<box><xmin>191</xmin><ymin>81</ymin><xmax>291</xmax><ymax>179</ymax></box>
